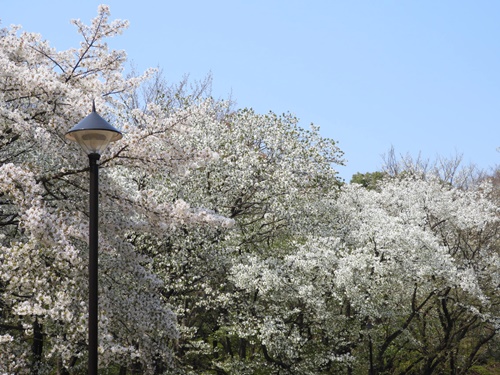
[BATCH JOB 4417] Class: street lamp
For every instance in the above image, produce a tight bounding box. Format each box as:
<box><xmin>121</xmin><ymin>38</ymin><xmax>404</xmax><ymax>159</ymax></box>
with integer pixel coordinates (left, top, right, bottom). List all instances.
<box><xmin>65</xmin><ymin>102</ymin><xmax>122</xmax><ymax>375</ymax></box>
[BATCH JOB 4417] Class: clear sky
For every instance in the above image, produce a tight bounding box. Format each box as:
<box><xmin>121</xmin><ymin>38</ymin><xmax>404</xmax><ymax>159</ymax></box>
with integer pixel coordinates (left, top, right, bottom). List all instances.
<box><xmin>2</xmin><ymin>1</ymin><xmax>500</xmax><ymax>180</ymax></box>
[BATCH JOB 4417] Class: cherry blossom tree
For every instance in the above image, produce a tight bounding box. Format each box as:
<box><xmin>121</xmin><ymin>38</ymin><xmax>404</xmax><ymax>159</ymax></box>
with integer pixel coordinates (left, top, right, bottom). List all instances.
<box><xmin>337</xmin><ymin>177</ymin><xmax>499</xmax><ymax>373</ymax></box>
<box><xmin>228</xmin><ymin>176</ymin><xmax>499</xmax><ymax>374</ymax></box>
<box><xmin>120</xmin><ymin>93</ymin><xmax>345</xmax><ymax>372</ymax></box>
<box><xmin>0</xmin><ymin>6</ymin><xmax>230</xmax><ymax>373</ymax></box>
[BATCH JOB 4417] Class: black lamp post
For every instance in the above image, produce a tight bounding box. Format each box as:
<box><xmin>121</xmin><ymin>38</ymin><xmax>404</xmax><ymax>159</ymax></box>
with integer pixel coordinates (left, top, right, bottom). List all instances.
<box><xmin>65</xmin><ymin>102</ymin><xmax>122</xmax><ymax>375</ymax></box>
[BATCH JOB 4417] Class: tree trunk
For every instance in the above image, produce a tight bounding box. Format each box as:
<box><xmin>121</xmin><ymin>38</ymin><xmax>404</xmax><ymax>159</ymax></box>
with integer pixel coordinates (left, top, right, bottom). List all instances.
<box><xmin>31</xmin><ymin>319</ymin><xmax>43</xmax><ymax>375</ymax></box>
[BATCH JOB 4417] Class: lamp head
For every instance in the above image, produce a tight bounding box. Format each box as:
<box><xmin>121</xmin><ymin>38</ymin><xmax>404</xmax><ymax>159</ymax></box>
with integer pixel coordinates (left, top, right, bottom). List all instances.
<box><xmin>65</xmin><ymin>101</ymin><xmax>122</xmax><ymax>155</ymax></box>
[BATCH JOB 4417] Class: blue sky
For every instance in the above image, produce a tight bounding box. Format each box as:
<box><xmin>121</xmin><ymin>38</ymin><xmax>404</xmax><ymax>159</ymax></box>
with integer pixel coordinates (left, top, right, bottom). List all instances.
<box><xmin>2</xmin><ymin>1</ymin><xmax>500</xmax><ymax>180</ymax></box>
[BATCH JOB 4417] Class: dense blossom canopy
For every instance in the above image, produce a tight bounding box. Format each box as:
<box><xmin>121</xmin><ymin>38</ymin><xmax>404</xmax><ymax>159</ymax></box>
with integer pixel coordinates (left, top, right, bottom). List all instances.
<box><xmin>0</xmin><ymin>6</ymin><xmax>230</xmax><ymax>373</ymax></box>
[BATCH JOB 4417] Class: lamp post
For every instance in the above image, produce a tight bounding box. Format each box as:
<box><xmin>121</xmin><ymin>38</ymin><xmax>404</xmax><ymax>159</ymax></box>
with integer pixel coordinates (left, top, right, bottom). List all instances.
<box><xmin>65</xmin><ymin>102</ymin><xmax>122</xmax><ymax>375</ymax></box>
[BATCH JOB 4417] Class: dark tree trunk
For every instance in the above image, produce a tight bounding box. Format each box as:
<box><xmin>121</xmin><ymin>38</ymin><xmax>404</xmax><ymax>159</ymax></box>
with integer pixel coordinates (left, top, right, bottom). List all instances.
<box><xmin>31</xmin><ymin>319</ymin><xmax>43</xmax><ymax>375</ymax></box>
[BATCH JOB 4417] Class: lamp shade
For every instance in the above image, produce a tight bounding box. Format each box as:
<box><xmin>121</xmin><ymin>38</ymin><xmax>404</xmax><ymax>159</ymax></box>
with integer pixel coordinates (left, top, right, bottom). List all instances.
<box><xmin>66</xmin><ymin>103</ymin><xmax>122</xmax><ymax>155</ymax></box>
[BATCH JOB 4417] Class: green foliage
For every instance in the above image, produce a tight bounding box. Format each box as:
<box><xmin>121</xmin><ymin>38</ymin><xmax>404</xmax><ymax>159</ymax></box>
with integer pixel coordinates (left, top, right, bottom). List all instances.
<box><xmin>470</xmin><ymin>362</ymin><xmax>500</xmax><ymax>375</ymax></box>
<box><xmin>350</xmin><ymin>171</ymin><xmax>386</xmax><ymax>189</ymax></box>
